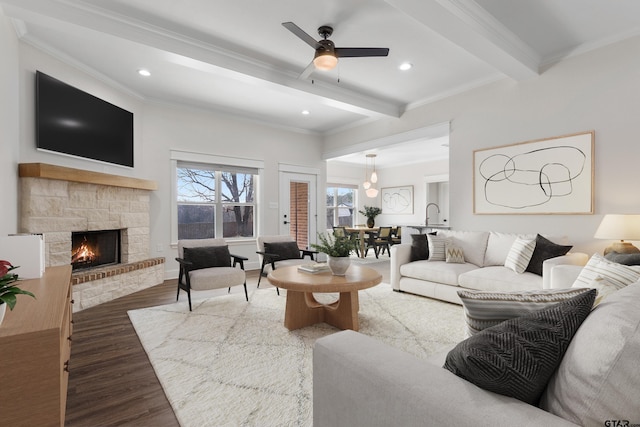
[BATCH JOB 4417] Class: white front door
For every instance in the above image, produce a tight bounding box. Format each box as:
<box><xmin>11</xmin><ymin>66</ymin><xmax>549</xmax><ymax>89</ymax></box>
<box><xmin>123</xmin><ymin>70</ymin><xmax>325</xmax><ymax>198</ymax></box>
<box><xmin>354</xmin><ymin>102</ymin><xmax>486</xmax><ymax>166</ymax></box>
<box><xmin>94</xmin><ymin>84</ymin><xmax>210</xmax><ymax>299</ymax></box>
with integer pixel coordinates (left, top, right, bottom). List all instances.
<box><xmin>279</xmin><ymin>172</ymin><xmax>317</xmax><ymax>249</ymax></box>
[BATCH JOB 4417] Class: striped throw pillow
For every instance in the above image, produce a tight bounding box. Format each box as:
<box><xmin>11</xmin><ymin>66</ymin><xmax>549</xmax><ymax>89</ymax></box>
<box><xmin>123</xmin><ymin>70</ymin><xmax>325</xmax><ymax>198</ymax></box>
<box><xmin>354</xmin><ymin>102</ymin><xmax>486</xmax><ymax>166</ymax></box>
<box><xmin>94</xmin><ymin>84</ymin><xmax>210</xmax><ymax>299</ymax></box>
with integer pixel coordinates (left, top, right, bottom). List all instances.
<box><xmin>504</xmin><ymin>238</ymin><xmax>536</xmax><ymax>273</ymax></box>
<box><xmin>427</xmin><ymin>235</ymin><xmax>451</xmax><ymax>261</ymax></box>
<box><xmin>458</xmin><ymin>288</ymin><xmax>594</xmax><ymax>337</ymax></box>
<box><xmin>572</xmin><ymin>253</ymin><xmax>640</xmax><ymax>290</ymax></box>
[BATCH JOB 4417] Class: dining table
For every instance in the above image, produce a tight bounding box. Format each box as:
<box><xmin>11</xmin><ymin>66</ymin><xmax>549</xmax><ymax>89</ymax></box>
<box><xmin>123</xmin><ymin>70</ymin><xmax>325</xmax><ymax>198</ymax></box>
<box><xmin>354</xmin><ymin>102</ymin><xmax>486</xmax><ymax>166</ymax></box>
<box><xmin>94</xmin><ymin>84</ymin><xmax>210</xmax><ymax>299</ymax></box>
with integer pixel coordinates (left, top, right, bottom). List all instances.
<box><xmin>345</xmin><ymin>226</ymin><xmax>379</xmax><ymax>258</ymax></box>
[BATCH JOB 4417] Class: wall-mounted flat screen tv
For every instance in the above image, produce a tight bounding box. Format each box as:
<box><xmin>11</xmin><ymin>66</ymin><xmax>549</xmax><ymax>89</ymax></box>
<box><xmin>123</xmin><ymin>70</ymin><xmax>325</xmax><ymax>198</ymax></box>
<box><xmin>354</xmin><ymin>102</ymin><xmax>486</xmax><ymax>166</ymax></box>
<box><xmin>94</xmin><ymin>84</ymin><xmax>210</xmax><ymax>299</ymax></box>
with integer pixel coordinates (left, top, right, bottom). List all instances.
<box><xmin>36</xmin><ymin>70</ymin><xmax>134</xmax><ymax>167</ymax></box>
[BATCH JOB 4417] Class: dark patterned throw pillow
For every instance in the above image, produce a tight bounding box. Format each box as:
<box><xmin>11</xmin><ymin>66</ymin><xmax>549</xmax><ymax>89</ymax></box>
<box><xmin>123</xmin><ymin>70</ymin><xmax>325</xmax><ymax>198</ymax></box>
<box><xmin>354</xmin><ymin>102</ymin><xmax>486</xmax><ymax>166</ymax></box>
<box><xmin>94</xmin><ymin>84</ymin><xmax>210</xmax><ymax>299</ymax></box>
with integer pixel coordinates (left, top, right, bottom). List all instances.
<box><xmin>263</xmin><ymin>241</ymin><xmax>301</xmax><ymax>261</ymax></box>
<box><xmin>409</xmin><ymin>232</ymin><xmax>436</xmax><ymax>262</ymax></box>
<box><xmin>443</xmin><ymin>289</ymin><xmax>596</xmax><ymax>405</ymax></box>
<box><xmin>410</xmin><ymin>234</ymin><xmax>428</xmax><ymax>261</ymax></box>
<box><xmin>183</xmin><ymin>246</ymin><xmax>231</xmax><ymax>270</ymax></box>
<box><xmin>525</xmin><ymin>234</ymin><xmax>572</xmax><ymax>276</ymax></box>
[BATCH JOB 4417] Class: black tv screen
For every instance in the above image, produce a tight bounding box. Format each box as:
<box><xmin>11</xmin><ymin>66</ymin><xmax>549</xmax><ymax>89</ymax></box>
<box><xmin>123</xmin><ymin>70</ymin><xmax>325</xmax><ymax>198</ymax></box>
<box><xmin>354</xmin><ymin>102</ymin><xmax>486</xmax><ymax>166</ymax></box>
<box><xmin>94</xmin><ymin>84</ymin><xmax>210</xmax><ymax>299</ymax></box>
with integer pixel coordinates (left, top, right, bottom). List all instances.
<box><xmin>36</xmin><ymin>71</ymin><xmax>134</xmax><ymax>167</ymax></box>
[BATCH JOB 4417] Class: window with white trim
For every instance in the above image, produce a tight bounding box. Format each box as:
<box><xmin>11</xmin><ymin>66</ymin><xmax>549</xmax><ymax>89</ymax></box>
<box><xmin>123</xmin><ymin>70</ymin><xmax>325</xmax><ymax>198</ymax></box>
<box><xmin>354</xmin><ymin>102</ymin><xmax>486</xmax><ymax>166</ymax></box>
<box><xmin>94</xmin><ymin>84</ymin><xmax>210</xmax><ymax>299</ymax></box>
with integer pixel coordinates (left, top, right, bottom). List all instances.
<box><xmin>175</xmin><ymin>160</ymin><xmax>258</xmax><ymax>240</ymax></box>
<box><xmin>326</xmin><ymin>184</ymin><xmax>357</xmax><ymax>228</ymax></box>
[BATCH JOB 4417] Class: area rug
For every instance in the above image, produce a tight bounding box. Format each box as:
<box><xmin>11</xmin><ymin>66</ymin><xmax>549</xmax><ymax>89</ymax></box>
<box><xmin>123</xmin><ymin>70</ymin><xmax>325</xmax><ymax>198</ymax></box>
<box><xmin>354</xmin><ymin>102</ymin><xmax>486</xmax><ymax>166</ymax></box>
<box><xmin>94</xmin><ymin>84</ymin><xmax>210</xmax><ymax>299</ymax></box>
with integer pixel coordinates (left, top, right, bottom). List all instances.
<box><xmin>128</xmin><ymin>284</ymin><xmax>464</xmax><ymax>427</ymax></box>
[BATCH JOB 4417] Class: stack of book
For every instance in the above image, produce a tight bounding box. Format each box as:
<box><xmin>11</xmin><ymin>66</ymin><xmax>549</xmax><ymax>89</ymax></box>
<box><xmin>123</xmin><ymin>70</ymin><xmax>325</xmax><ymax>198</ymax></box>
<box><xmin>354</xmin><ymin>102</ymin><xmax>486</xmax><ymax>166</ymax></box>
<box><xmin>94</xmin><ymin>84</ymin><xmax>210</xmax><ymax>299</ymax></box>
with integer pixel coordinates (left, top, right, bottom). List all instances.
<box><xmin>297</xmin><ymin>262</ymin><xmax>330</xmax><ymax>274</ymax></box>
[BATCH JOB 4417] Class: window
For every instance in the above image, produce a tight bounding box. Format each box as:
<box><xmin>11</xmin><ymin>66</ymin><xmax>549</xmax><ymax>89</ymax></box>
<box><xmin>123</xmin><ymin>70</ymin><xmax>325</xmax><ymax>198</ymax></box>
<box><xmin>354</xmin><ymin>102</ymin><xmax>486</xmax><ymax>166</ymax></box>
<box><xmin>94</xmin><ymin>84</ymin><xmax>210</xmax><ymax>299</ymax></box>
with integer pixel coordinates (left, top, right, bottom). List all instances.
<box><xmin>326</xmin><ymin>185</ymin><xmax>357</xmax><ymax>228</ymax></box>
<box><xmin>176</xmin><ymin>161</ymin><xmax>258</xmax><ymax>240</ymax></box>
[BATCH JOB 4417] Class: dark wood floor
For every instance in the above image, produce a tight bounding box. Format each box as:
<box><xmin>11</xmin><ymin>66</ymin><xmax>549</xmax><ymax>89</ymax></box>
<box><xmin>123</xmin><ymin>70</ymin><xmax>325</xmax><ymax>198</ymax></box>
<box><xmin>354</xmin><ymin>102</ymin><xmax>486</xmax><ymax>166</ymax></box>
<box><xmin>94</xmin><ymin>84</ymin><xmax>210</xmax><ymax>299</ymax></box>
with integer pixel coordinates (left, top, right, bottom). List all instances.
<box><xmin>65</xmin><ymin>260</ymin><xmax>390</xmax><ymax>426</ymax></box>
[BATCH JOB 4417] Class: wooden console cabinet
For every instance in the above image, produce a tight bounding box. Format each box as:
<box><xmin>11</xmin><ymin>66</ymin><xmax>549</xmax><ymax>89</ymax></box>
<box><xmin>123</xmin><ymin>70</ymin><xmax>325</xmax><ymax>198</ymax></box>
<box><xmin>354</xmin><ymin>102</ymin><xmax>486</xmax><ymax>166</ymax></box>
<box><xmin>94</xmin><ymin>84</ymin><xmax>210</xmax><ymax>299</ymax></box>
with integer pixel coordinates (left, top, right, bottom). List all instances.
<box><xmin>0</xmin><ymin>265</ymin><xmax>73</xmax><ymax>427</ymax></box>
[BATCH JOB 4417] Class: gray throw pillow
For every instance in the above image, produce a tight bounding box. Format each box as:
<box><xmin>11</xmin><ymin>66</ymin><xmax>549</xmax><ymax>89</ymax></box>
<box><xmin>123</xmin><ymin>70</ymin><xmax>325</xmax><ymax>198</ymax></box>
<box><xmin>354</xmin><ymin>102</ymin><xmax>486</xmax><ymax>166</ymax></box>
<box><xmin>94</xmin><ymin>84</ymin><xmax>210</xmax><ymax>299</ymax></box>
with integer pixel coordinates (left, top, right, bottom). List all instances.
<box><xmin>525</xmin><ymin>234</ymin><xmax>572</xmax><ymax>276</ymax></box>
<box><xmin>183</xmin><ymin>246</ymin><xmax>231</xmax><ymax>269</ymax></box>
<box><xmin>443</xmin><ymin>289</ymin><xmax>596</xmax><ymax>405</ymax></box>
<box><xmin>604</xmin><ymin>251</ymin><xmax>640</xmax><ymax>266</ymax></box>
<box><xmin>263</xmin><ymin>241</ymin><xmax>301</xmax><ymax>261</ymax></box>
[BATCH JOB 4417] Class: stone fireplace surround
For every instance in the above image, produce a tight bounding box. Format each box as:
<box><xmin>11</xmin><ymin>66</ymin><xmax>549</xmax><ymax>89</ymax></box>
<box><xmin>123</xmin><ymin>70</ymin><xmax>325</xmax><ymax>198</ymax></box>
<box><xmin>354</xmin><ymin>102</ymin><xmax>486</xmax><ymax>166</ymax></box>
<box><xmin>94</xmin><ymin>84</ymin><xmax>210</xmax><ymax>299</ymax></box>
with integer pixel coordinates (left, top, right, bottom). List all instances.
<box><xmin>18</xmin><ymin>163</ymin><xmax>165</xmax><ymax>312</ymax></box>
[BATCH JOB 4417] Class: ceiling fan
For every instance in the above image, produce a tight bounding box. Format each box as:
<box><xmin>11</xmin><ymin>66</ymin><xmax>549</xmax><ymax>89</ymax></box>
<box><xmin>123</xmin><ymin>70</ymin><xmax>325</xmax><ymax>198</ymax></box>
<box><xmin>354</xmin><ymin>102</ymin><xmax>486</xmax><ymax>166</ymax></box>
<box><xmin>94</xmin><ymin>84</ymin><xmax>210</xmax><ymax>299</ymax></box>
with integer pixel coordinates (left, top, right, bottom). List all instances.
<box><xmin>282</xmin><ymin>22</ymin><xmax>390</xmax><ymax>79</ymax></box>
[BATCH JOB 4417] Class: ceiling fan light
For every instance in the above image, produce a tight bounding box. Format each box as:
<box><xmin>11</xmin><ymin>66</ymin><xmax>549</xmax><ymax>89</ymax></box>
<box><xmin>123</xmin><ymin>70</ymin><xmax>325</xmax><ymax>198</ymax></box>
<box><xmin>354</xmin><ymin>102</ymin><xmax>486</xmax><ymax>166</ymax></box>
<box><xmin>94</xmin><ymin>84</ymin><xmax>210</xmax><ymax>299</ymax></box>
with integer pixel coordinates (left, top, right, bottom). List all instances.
<box><xmin>366</xmin><ymin>188</ymin><xmax>379</xmax><ymax>198</ymax></box>
<box><xmin>313</xmin><ymin>52</ymin><xmax>338</xmax><ymax>71</ymax></box>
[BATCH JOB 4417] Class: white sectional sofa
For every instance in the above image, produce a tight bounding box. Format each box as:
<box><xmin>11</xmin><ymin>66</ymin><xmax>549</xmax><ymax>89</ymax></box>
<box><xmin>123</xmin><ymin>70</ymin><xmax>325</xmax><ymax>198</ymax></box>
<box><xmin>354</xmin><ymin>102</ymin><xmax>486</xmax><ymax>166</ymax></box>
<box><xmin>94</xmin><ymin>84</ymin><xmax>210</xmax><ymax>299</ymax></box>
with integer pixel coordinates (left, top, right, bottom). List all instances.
<box><xmin>314</xmin><ymin>282</ymin><xmax>640</xmax><ymax>426</ymax></box>
<box><xmin>391</xmin><ymin>230</ymin><xmax>588</xmax><ymax>304</ymax></box>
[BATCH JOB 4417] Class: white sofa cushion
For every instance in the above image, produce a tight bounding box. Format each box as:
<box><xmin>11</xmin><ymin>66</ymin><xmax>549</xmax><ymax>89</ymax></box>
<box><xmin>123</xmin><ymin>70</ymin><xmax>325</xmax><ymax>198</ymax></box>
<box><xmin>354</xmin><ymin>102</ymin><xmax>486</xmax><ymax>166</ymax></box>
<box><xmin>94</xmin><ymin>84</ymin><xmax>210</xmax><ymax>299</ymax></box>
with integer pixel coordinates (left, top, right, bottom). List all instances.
<box><xmin>438</xmin><ymin>230</ymin><xmax>489</xmax><ymax>267</ymax></box>
<box><xmin>540</xmin><ymin>280</ymin><xmax>640</xmax><ymax>425</ymax></box>
<box><xmin>459</xmin><ymin>266</ymin><xmax>542</xmax><ymax>292</ymax></box>
<box><xmin>483</xmin><ymin>232</ymin><xmax>533</xmax><ymax>266</ymax></box>
<box><xmin>400</xmin><ymin>260</ymin><xmax>477</xmax><ymax>287</ymax></box>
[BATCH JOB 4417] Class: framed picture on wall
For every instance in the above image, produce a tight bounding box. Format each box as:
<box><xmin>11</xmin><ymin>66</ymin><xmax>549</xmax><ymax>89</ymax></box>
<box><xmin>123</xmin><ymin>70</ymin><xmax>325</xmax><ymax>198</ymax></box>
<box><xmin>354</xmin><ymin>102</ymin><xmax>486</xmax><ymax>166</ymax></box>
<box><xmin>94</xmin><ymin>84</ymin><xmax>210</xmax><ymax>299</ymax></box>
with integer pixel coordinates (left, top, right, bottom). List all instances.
<box><xmin>473</xmin><ymin>131</ymin><xmax>594</xmax><ymax>214</ymax></box>
<box><xmin>381</xmin><ymin>185</ymin><xmax>413</xmax><ymax>214</ymax></box>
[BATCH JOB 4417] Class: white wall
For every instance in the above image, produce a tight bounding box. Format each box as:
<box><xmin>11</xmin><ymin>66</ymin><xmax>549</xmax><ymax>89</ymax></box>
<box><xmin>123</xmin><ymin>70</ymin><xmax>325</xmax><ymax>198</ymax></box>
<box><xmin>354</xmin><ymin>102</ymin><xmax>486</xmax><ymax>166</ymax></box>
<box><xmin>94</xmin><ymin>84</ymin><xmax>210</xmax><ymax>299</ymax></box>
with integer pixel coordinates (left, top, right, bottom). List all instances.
<box><xmin>0</xmin><ymin>8</ymin><xmax>20</xmax><ymax>236</ymax></box>
<box><xmin>325</xmin><ymin>36</ymin><xmax>640</xmax><ymax>255</ymax></box>
<box><xmin>15</xmin><ymin>41</ymin><xmax>324</xmax><ymax>278</ymax></box>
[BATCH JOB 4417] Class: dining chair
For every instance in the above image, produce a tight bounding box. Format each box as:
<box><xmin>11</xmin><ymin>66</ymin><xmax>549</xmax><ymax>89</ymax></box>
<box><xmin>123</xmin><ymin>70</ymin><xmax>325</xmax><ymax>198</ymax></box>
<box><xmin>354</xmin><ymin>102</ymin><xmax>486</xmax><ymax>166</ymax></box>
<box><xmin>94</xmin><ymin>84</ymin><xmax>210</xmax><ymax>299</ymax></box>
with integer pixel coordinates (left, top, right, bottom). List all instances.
<box><xmin>372</xmin><ymin>226</ymin><xmax>393</xmax><ymax>257</ymax></box>
<box><xmin>391</xmin><ymin>226</ymin><xmax>402</xmax><ymax>245</ymax></box>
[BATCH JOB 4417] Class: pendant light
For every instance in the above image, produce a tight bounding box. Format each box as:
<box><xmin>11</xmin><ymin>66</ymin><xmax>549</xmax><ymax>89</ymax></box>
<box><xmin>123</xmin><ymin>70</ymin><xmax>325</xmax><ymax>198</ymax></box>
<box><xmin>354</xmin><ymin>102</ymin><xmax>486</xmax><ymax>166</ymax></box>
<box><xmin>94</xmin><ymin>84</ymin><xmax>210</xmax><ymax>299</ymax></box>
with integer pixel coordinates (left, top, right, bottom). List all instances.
<box><xmin>370</xmin><ymin>154</ymin><xmax>378</xmax><ymax>183</ymax></box>
<box><xmin>364</xmin><ymin>153</ymin><xmax>378</xmax><ymax>198</ymax></box>
<box><xmin>362</xmin><ymin>154</ymin><xmax>371</xmax><ymax>190</ymax></box>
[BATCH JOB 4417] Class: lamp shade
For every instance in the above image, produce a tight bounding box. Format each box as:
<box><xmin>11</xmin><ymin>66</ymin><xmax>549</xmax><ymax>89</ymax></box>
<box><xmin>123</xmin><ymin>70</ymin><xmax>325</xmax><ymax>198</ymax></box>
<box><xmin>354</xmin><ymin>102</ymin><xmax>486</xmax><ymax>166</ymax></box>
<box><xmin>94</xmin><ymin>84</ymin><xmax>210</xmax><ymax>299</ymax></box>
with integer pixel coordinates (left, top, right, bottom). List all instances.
<box><xmin>313</xmin><ymin>52</ymin><xmax>338</xmax><ymax>71</ymax></box>
<box><xmin>594</xmin><ymin>214</ymin><xmax>640</xmax><ymax>240</ymax></box>
<box><xmin>365</xmin><ymin>188</ymin><xmax>379</xmax><ymax>198</ymax></box>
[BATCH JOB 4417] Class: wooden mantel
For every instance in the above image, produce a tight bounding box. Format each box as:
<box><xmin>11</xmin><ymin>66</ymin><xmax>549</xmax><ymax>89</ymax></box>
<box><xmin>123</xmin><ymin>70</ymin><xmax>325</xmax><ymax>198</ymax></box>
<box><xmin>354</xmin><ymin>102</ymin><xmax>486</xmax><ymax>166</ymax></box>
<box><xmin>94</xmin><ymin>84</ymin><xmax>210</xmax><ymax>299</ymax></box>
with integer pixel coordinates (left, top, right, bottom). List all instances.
<box><xmin>19</xmin><ymin>163</ymin><xmax>158</xmax><ymax>191</ymax></box>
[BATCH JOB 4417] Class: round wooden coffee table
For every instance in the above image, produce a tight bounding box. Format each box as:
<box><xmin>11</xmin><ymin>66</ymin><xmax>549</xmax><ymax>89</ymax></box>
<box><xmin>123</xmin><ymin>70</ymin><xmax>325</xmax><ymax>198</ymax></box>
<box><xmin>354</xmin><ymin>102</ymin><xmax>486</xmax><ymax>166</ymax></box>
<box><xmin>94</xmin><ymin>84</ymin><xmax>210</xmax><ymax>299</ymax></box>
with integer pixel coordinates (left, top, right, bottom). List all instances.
<box><xmin>267</xmin><ymin>264</ymin><xmax>382</xmax><ymax>331</ymax></box>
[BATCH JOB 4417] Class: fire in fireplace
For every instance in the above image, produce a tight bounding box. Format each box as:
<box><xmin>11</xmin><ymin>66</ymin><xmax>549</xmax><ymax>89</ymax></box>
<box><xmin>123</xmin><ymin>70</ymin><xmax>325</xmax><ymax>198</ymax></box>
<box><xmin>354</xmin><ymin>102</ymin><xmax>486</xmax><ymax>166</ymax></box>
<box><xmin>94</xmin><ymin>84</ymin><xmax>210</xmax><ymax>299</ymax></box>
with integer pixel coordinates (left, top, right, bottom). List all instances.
<box><xmin>71</xmin><ymin>229</ymin><xmax>121</xmax><ymax>271</ymax></box>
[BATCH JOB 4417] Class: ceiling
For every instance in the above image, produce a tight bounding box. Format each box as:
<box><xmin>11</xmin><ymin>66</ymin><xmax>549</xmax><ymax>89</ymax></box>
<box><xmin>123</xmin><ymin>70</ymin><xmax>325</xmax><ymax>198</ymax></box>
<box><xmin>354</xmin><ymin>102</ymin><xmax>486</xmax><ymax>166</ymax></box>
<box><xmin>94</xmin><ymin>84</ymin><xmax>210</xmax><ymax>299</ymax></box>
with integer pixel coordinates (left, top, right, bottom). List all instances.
<box><xmin>3</xmin><ymin>0</ymin><xmax>640</xmax><ymax>166</ymax></box>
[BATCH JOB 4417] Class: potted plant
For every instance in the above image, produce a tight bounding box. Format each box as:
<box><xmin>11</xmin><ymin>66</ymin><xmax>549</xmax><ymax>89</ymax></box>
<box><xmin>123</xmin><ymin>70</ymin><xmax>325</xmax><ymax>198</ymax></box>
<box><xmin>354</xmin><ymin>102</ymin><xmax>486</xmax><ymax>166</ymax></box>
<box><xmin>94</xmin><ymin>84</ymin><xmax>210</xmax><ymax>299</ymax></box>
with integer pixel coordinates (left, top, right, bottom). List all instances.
<box><xmin>359</xmin><ymin>205</ymin><xmax>382</xmax><ymax>228</ymax></box>
<box><xmin>311</xmin><ymin>232</ymin><xmax>356</xmax><ymax>276</ymax></box>
<box><xmin>0</xmin><ymin>261</ymin><xmax>35</xmax><ymax>323</ymax></box>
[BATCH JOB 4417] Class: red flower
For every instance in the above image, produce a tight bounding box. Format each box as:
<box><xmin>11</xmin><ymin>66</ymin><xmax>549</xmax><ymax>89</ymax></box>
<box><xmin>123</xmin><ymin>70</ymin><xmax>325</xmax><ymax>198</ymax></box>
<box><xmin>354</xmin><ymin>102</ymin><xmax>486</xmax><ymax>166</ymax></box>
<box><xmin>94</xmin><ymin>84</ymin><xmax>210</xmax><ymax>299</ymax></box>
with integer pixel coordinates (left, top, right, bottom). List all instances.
<box><xmin>0</xmin><ymin>260</ymin><xmax>12</xmax><ymax>277</ymax></box>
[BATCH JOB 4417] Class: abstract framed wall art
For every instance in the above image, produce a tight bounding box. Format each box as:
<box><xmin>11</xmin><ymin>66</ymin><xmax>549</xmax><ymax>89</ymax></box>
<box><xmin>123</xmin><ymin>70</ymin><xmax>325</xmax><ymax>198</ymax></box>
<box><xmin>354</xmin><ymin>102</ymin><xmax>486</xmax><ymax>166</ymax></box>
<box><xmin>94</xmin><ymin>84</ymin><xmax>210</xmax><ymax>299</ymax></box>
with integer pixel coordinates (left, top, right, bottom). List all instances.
<box><xmin>473</xmin><ymin>131</ymin><xmax>594</xmax><ymax>214</ymax></box>
<box><xmin>381</xmin><ymin>185</ymin><xmax>414</xmax><ymax>214</ymax></box>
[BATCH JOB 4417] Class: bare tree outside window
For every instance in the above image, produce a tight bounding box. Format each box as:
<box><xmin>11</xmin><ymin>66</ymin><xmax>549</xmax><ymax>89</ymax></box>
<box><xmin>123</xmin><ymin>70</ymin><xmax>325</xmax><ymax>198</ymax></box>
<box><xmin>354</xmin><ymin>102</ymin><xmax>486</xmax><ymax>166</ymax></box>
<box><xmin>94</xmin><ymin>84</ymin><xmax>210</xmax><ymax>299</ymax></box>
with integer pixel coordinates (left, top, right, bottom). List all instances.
<box><xmin>221</xmin><ymin>171</ymin><xmax>254</xmax><ymax>237</ymax></box>
<box><xmin>177</xmin><ymin>166</ymin><xmax>255</xmax><ymax>239</ymax></box>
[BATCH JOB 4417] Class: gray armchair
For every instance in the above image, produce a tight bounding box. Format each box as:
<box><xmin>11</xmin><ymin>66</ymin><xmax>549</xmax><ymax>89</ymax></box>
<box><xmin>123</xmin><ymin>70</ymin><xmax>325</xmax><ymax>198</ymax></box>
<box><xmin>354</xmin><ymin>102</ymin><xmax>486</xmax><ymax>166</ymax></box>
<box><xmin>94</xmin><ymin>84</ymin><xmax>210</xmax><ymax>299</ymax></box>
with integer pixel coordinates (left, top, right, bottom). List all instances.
<box><xmin>256</xmin><ymin>235</ymin><xmax>317</xmax><ymax>291</ymax></box>
<box><xmin>176</xmin><ymin>238</ymin><xmax>248</xmax><ymax>311</ymax></box>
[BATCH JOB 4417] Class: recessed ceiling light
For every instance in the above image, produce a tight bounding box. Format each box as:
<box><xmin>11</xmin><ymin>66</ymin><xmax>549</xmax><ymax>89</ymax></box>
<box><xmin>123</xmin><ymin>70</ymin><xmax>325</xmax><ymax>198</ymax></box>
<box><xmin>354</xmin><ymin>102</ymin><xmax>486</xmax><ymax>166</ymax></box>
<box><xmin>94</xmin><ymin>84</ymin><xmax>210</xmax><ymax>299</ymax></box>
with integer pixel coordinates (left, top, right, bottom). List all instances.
<box><xmin>399</xmin><ymin>62</ymin><xmax>413</xmax><ymax>71</ymax></box>
<box><xmin>301</xmin><ymin>110</ymin><xmax>310</xmax><ymax>115</ymax></box>
<box><xmin>137</xmin><ymin>69</ymin><xmax>151</xmax><ymax>77</ymax></box>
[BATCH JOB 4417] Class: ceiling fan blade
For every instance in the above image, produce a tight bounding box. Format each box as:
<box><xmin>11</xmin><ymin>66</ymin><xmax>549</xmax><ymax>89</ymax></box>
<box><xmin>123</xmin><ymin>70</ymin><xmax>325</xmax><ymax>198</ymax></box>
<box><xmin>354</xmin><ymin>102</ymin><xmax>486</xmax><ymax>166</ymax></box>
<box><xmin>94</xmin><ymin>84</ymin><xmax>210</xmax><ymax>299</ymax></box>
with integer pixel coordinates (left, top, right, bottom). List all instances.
<box><xmin>335</xmin><ymin>47</ymin><xmax>390</xmax><ymax>58</ymax></box>
<box><xmin>298</xmin><ymin>61</ymin><xmax>315</xmax><ymax>80</ymax></box>
<box><xmin>282</xmin><ymin>22</ymin><xmax>320</xmax><ymax>49</ymax></box>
